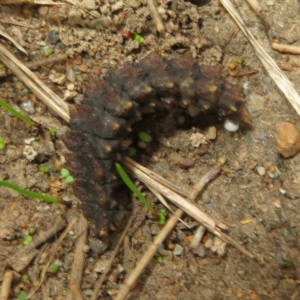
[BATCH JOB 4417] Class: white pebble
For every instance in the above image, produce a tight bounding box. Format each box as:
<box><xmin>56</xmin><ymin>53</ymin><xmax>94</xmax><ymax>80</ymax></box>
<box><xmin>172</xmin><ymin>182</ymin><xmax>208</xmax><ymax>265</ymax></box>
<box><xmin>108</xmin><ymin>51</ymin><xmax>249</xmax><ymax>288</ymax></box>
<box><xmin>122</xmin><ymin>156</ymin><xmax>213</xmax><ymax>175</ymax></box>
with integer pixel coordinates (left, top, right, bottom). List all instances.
<box><xmin>224</xmin><ymin>119</ymin><xmax>239</xmax><ymax>132</ymax></box>
<box><xmin>173</xmin><ymin>244</ymin><xmax>184</xmax><ymax>256</ymax></box>
<box><xmin>279</xmin><ymin>187</ymin><xmax>286</xmax><ymax>195</ymax></box>
<box><xmin>63</xmin><ymin>90</ymin><xmax>77</xmax><ymax>101</ymax></box>
<box><xmin>192</xmin><ymin>244</ymin><xmax>206</xmax><ymax>257</ymax></box>
<box><xmin>49</xmin><ymin>71</ymin><xmax>66</xmax><ymax>85</ymax></box>
<box><xmin>257</xmin><ymin>166</ymin><xmax>266</xmax><ymax>176</ymax></box>
<box><xmin>23</xmin><ymin>145</ymin><xmax>38</xmax><ymax>161</ymax></box>
<box><xmin>20</xmin><ymin>101</ymin><xmax>35</xmax><ymax>114</ymax></box>
<box><xmin>24</xmin><ymin>137</ymin><xmax>35</xmax><ymax>145</ymax></box>
<box><xmin>190</xmin><ymin>133</ymin><xmax>207</xmax><ymax>148</ymax></box>
<box><xmin>67</xmin><ymin>68</ymin><xmax>76</xmax><ymax>82</ymax></box>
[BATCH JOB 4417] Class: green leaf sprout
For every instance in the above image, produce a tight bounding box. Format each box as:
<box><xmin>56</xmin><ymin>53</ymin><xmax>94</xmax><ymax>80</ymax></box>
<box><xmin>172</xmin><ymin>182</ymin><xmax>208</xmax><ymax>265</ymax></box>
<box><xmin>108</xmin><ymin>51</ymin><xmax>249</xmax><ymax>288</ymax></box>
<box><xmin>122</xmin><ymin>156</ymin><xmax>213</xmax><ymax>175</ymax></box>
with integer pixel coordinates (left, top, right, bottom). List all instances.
<box><xmin>0</xmin><ymin>137</ymin><xmax>5</xmax><ymax>149</ymax></box>
<box><xmin>134</xmin><ymin>34</ymin><xmax>145</xmax><ymax>44</ymax></box>
<box><xmin>0</xmin><ymin>98</ymin><xmax>35</xmax><ymax>126</ymax></box>
<box><xmin>139</xmin><ymin>132</ymin><xmax>152</xmax><ymax>143</ymax></box>
<box><xmin>0</xmin><ymin>181</ymin><xmax>60</xmax><ymax>203</ymax></box>
<box><xmin>158</xmin><ymin>209</ymin><xmax>167</xmax><ymax>225</ymax></box>
<box><xmin>22</xmin><ymin>235</ymin><xmax>33</xmax><ymax>246</ymax></box>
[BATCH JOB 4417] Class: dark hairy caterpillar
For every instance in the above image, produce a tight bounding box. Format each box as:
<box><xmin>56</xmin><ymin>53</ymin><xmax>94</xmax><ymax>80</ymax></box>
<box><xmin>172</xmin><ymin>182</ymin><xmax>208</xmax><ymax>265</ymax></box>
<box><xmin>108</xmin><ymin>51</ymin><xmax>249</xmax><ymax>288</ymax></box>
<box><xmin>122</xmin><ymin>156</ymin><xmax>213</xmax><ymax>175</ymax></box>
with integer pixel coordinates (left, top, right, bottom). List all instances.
<box><xmin>62</xmin><ymin>52</ymin><xmax>251</xmax><ymax>236</ymax></box>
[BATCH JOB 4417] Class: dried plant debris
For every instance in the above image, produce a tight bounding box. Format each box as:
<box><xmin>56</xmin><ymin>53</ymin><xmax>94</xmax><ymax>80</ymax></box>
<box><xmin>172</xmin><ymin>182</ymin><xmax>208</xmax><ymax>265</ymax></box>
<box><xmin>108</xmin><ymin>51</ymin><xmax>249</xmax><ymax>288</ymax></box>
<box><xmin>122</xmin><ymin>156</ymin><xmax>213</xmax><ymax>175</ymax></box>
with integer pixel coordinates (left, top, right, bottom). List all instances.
<box><xmin>62</xmin><ymin>51</ymin><xmax>252</xmax><ymax>236</ymax></box>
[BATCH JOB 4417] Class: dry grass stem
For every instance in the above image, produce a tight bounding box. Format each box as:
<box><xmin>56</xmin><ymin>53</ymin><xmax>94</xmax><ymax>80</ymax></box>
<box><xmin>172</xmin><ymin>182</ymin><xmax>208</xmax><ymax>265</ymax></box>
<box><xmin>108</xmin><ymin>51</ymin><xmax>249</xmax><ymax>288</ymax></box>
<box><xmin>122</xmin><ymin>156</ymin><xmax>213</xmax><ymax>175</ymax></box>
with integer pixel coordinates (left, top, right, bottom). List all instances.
<box><xmin>0</xmin><ymin>44</ymin><xmax>70</xmax><ymax>122</ymax></box>
<box><xmin>0</xmin><ymin>18</ymin><xmax>34</xmax><ymax>28</ymax></box>
<box><xmin>0</xmin><ymin>54</ymin><xmax>67</xmax><ymax>78</ymax></box>
<box><xmin>123</xmin><ymin>157</ymin><xmax>223</xmax><ymax>230</ymax></box>
<box><xmin>115</xmin><ymin>166</ymin><xmax>220</xmax><ymax>300</ymax></box>
<box><xmin>0</xmin><ymin>29</ymin><xmax>27</xmax><ymax>54</ymax></box>
<box><xmin>147</xmin><ymin>0</ymin><xmax>165</xmax><ymax>34</ymax></box>
<box><xmin>272</xmin><ymin>43</ymin><xmax>300</xmax><ymax>54</ymax></box>
<box><xmin>123</xmin><ymin>157</ymin><xmax>254</xmax><ymax>258</ymax></box>
<box><xmin>68</xmin><ymin>216</ymin><xmax>88</xmax><ymax>300</ymax></box>
<box><xmin>0</xmin><ymin>270</ymin><xmax>14</xmax><ymax>300</ymax></box>
<box><xmin>123</xmin><ymin>157</ymin><xmax>188</xmax><ymax>197</ymax></box>
<box><xmin>6</xmin><ymin>216</ymin><xmax>66</xmax><ymax>272</ymax></box>
<box><xmin>28</xmin><ymin>218</ymin><xmax>77</xmax><ymax>299</ymax></box>
<box><xmin>220</xmin><ymin>0</ymin><xmax>300</xmax><ymax>117</ymax></box>
<box><xmin>91</xmin><ymin>216</ymin><xmax>135</xmax><ymax>300</ymax></box>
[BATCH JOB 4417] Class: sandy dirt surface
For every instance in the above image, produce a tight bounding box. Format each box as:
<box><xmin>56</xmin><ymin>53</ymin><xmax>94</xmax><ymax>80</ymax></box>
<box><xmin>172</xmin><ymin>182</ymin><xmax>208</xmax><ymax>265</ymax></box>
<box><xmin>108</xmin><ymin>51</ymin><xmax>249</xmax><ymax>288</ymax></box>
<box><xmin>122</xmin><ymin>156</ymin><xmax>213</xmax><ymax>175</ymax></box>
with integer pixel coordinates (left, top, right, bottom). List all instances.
<box><xmin>0</xmin><ymin>0</ymin><xmax>300</xmax><ymax>299</ymax></box>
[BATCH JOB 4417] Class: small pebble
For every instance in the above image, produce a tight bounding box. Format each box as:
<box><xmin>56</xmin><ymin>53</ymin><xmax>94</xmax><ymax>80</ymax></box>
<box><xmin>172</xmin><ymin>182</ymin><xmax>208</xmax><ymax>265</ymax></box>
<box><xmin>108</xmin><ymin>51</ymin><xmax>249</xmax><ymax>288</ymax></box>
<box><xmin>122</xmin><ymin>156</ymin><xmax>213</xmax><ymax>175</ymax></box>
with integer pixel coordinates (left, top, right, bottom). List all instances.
<box><xmin>157</xmin><ymin>248</ymin><xmax>170</xmax><ymax>256</ymax></box>
<box><xmin>24</xmin><ymin>137</ymin><xmax>35</xmax><ymax>145</ymax></box>
<box><xmin>224</xmin><ymin>119</ymin><xmax>239</xmax><ymax>132</ymax></box>
<box><xmin>67</xmin><ymin>68</ymin><xmax>76</xmax><ymax>82</ymax></box>
<box><xmin>23</xmin><ymin>145</ymin><xmax>38</xmax><ymax>161</ymax></box>
<box><xmin>36</xmin><ymin>204</ymin><xmax>50</xmax><ymax>212</ymax></box>
<box><xmin>173</xmin><ymin>155</ymin><xmax>195</xmax><ymax>169</ymax></box>
<box><xmin>83</xmin><ymin>289</ymin><xmax>93</xmax><ymax>297</ymax></box>
<box><xmin>89</xmin><ymin>239</ymin><xmax>105</xmax><ymax>255</ymax></box>
<box><xmin>275</xmin><ymin>122</ymin><xmax>300</xmax><ymax>157</ymax></box>
<box><xmin>94</xmin><ymin>260</ymin><xmax>108</xmax><ymax>273</ymax></box>
<box><xmin>266</xmin><ymin>0</ymin><xmax>276</xmax><ymax>5</ymax></box>
<box><xmin>256</xmin><ymin>166</ymin><xmax>265</xmax><ymax>176</ymax></box>
<box><xmin>48</xmin><ymin>32</ymin><xmax>60</xmax><ymax>44</ymax></box>
<box><xmin>205</xmin><ymin>126</ymin><xmax>217</xmax><ymax>140</ymax></box>
<box><xmin>20</xmin><ymin>101</ymin><xmax>35</xmax><ymax>114</ymax></box>
<box><xmin>49</xmin><ymin>71</ymin><xmax>66</xmax><ymax>85</ymax></box>
<box><xmin>63</xmin><ymin>90</ymin><xmax>77</xmax><ymax>101</ymax></box>
<box><xmin>190</xmin><ymin>133</ymin><xmax>207</xmax><ymax>148</ymax></box>
<box><xmin>192</xmin><ymin>243</ymin><xmax>206</xmax><ymax>257</ymax></box>
<box><xmin>173</xmin><ymin>244</ymin><xmax>184</xmax><ymax>256</ymax></box>
<box><xmin>204</xmin><ymin>238</ymin><xmax>213</xmax><ymax>249</ymax></box>
<box><xmin>243</xmin><ymin>80</ymin><xmax>251</xmax><ymax>96</ymax></box>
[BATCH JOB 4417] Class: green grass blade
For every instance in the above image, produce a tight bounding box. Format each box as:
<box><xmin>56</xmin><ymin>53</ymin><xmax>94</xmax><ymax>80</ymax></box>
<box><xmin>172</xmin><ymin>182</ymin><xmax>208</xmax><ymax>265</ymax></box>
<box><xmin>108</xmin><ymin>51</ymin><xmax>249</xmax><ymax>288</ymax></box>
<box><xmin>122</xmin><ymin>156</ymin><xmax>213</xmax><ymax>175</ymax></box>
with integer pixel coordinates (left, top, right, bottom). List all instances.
<box><xmin>0</xmin><ymin>98</ymin><xmax>35</xmax><ymax>126</ymax></box>
<box><xmin>115</xmin><ymin>163</ymin><xmax>156</xmax><ymax>214</ymax></box>
<box><xmin>0</xmin><ymin>181</ymin><xmax>60</xmax><ymax>203</ymax></box>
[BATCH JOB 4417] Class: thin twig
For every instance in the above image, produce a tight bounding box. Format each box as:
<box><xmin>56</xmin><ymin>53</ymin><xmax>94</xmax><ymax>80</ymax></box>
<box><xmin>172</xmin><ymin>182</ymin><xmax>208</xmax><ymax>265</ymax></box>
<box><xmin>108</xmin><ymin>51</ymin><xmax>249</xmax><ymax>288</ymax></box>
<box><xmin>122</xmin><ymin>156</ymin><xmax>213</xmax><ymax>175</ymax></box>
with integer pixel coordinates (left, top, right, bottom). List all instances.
<box><xmin>0</xmin><ymin>54</ymin><xmax>68</xmax><ymax>78</ymax></box>
<box><xmin>0</xmin><ymin>270</ymin><xmax>14</xmax><ymax>300</ymax></box>
<box><xmin>188</xmin><ymin>166</ymin><xmax>220</xmax><ymax>201</ymax></box>
<box><xmin>91</xmin><ymin>216</ymin><xmax>135</xmax><ymax>300</ymax></box>
<box><xmin>115</xmin><ymin>166</ymin><xmax>220</xmax><ymax>300</ymax></box>
<box><xmin>272</xmin><ymin>43</ymin><xmax>300</xmax><ymax>55</ymax></box>
<box><xmin>0</xmin><ymin>19</ymin><xmax>34</xmax><ymax>28</ymax></box>
<box><xmin>68</xmin><ymin>216</ymin><xmax>88</xmax><ymax>300</ymax></box>
<box><xmin>147</xmin><ymin>0</ymin><xmax>165</xmax><ymax>34</ymax></box>
<box><xmin>28</xmin><ymin>219</ymin><xmax>77</xmax><ymax>299</ymax></box>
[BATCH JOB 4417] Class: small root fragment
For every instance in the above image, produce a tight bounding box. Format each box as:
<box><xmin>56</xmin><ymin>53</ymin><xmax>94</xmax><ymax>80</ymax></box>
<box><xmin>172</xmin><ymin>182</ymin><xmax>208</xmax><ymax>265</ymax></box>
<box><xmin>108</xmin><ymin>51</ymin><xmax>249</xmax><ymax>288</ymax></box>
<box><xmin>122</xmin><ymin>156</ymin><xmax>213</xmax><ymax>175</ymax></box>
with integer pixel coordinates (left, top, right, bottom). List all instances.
<box><xmin>0</xmin><ymin>270</ymin><xmax>14</xmax><ymax>300</ymax></box>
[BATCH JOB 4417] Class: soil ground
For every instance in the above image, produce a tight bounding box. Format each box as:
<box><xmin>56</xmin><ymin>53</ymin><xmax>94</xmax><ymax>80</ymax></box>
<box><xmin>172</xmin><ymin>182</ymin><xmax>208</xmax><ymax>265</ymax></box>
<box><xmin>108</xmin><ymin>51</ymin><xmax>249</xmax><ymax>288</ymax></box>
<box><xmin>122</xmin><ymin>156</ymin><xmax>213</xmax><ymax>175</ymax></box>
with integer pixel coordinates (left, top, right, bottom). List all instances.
<box><xmin>0</xmin><ymin>0</ymin><xmax>300</xmax><ymax>299</ymax></box>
